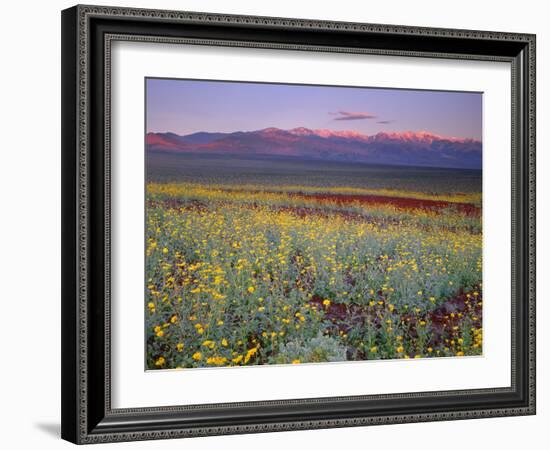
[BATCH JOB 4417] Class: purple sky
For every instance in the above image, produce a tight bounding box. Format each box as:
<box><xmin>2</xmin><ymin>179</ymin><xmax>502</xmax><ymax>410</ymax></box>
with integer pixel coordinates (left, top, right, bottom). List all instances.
<box><xmin>146</xmin><ymin>78</ymin><xmax>482</xmax><ymax>140</ymax></box>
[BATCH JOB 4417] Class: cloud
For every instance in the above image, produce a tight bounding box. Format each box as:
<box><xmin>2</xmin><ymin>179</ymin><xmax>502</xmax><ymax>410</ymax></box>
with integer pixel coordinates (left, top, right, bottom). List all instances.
<box><xmin>331</xmin><ymin>111</ymin><xmax>377</xmax><ymax>121</ymax></box>
<box><xmin>376</xmin><ymin>120</ymin><xmax>394</xmax><ymax>124</ymax></box>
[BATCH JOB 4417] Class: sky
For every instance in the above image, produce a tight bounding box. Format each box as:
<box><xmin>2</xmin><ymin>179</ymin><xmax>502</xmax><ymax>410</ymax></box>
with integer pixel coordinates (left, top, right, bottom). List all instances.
<box><xmin>146</xmin><ymin>78</ymin><xmax>482</xmax><ymax>140</ymax></box>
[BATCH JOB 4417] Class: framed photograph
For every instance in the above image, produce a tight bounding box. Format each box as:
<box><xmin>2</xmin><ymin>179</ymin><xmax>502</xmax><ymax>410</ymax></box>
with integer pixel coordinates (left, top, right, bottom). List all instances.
<box><xmin>61</xmin><ymin>5</ymin><xmax>536</xmax><ymax>444</ymax></box>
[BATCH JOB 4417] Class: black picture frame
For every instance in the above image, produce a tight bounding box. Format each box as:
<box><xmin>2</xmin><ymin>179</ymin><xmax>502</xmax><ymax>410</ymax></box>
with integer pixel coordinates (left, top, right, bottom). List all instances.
<box><xmin>61</xmin><ymin>4</ymin><xmax>536</xmax><ymax>444</ymax></box>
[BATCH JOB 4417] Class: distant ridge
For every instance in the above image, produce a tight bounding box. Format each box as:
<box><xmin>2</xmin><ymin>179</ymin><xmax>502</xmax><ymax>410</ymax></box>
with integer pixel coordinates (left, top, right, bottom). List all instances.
<box><xmin>146</xmin><ymin>127</ymin><xmax>482</xmax><ymax>170</ymax></box>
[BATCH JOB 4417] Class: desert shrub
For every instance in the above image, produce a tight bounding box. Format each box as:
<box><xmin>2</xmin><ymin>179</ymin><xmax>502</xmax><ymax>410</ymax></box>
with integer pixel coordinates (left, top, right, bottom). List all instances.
<box><xmin>269</xmin><ymin>334</ymin><xmax>347</xmax><ymax>364</ymax></box>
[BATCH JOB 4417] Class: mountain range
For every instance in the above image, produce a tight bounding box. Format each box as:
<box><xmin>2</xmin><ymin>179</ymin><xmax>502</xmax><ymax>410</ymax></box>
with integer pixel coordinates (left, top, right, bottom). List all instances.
<box><xmin>146</xmin><ymin>127</ymin><xmax>482</xmax><ymax>169</ymax></box>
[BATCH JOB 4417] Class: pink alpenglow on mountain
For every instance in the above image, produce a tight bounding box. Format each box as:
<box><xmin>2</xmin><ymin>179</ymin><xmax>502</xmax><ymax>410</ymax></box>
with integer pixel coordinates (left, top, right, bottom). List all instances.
<box><xmin>146</xmin><ymin>128</ymin><xmax>482</xmax><ymax>170</ymax></box>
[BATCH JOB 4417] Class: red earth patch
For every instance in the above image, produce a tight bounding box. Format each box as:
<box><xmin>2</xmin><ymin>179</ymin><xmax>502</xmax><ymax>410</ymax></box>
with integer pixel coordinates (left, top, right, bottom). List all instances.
<box><xmin>289</xmin><ymin>192</ymin><xmax>480</xmax><ymax>216</ymax></box>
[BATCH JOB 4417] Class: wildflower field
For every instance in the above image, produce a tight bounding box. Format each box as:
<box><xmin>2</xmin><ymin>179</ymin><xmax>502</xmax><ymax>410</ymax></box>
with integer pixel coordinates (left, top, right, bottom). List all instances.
<box><xmin>145</xmin><ymin>156</ymin><xmax>482</xmax><ymax>369</ymax></box>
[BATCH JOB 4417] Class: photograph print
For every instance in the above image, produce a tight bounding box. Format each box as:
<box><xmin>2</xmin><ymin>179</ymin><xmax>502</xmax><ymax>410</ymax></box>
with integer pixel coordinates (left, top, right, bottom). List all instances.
<box><xmin>145</xmin><ymin>78</ymin><xmax>483</xmax><ymax>370</ymax></box>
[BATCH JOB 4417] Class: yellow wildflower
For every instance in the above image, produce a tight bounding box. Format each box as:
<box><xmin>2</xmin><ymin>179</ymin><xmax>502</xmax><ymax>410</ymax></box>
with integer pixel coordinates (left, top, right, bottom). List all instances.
<box><xmin>244</xmin><ymin>347</ymin><xmax>258</xmax><ymax>363</ymax></box>
<box><xmin>207</xmin><ymin>356</ymin><xmax>228</xmax><ymax>366</ymax></box>
<box><xmin>202</xmin><ymin>340</ymin><xmax>215</xmax><ymax>349</ymax></box>
<box><xmin>154</xmin><ymin>356</ymin><xmax>165</xmax><ymax>366</ymax></box>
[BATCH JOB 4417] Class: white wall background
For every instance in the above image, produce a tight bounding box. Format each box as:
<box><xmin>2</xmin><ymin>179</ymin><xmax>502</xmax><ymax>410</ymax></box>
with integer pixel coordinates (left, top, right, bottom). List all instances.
<box><xmin>0</xmin><ymin>0</ymin><xmax>545</xmax><ymax>448</ymax></box>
